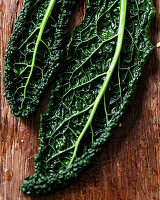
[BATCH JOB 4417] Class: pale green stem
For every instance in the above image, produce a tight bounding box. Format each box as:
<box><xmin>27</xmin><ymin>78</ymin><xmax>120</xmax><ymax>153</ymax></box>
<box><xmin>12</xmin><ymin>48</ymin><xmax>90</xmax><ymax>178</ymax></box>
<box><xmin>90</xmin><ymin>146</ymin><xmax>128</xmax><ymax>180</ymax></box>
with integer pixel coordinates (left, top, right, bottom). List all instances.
<box><xmin>68</xmin><ymin>0</ymin><xmax>127</xmax><ymax>167</ymax></box>
<box><xmin>21</xmin><ymin>0</ymin><xmax>56</xmax><ymax>108</ymax></box>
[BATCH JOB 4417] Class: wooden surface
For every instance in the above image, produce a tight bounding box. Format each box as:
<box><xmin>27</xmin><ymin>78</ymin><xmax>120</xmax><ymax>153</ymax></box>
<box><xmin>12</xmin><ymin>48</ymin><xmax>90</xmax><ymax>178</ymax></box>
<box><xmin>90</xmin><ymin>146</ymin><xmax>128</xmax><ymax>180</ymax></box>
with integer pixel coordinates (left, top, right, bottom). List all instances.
<box><xmin>0</xmin><ymin>0</ymin><xmax>160</xmax><ymax>199</ymax></box>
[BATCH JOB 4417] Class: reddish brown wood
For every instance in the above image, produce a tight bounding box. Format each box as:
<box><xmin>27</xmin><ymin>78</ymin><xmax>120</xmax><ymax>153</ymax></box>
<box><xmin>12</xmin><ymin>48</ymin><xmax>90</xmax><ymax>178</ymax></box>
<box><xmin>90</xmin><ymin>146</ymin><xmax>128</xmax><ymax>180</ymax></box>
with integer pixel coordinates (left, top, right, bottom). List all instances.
<box><xmin>0</xmin><ymin>0</ymin><xmax>160</xmax><ymax>199</ymax></box>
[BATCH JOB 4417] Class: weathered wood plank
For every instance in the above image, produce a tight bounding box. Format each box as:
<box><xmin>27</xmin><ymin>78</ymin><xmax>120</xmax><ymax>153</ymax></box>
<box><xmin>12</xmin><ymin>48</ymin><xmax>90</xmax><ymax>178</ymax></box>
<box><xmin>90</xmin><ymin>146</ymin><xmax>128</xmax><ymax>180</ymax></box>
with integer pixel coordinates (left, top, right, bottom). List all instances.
<box><xmin>0</xmin><ymin>0</ymin><xmax>160</xmax><ymax>199</ymax></box>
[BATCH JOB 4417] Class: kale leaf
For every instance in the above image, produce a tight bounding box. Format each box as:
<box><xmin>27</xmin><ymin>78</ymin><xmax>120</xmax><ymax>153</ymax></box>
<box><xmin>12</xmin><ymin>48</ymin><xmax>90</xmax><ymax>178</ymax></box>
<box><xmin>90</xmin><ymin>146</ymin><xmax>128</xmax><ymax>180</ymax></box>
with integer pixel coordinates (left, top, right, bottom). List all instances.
<box><xmin>4</xmin><ymin>0</ymin><xmax>75</xmax><ymax>118</ymax></box>
<box><xmin>21</xmin><ymin>0</ymin><xmax>155</xmax><ymax>196</ymax></box>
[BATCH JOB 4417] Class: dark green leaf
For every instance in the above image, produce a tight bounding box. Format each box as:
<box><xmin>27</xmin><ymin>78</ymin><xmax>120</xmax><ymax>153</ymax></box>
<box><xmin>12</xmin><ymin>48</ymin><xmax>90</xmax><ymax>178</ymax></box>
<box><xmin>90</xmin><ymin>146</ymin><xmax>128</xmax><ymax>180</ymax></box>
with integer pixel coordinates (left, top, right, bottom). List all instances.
<box><xmin>21</xmin><ymin>0</ymin><xmax>155</xmax><ymax>196</ymax></box>
<box><xmin>4</xmin><ymin>0</ymin><xmax>75</xmax><ymax>117</ymax></box>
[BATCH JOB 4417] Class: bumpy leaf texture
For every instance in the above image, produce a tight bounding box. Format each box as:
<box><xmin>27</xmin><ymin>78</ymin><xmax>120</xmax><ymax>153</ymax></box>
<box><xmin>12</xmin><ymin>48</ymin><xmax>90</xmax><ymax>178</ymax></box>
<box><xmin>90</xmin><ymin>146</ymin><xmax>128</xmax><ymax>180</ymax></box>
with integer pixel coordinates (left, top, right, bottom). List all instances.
<box><xmin>4</xmin><ymin>0</ymin><xmax>75</xmax><ymax>117</ymax></box>
<box><xmin>21</xmin><ymin>0</ymin><xmax>155</xmax><ymax>196</ymax></box>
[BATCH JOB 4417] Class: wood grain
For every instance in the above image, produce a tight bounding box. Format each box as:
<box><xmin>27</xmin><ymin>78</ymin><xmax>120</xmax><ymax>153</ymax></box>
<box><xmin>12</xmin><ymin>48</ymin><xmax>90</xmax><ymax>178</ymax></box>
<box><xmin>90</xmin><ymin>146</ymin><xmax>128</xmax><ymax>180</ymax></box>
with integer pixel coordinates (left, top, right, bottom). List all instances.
<box><xmin>0</xmin><ymin>0</ymin><xmax>160</xmax><ymax>199</ymax></box>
